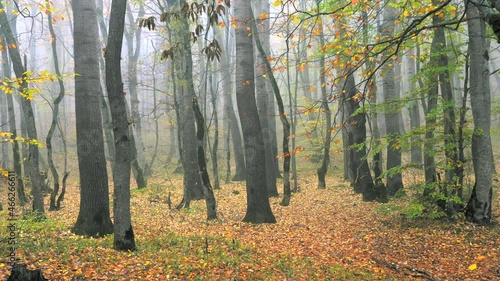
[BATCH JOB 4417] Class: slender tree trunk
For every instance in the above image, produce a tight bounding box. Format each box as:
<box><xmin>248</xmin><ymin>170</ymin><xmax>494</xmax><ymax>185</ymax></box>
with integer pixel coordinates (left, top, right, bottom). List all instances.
<box><xmin>165</xmin><ymin>0</ymin><xmax>203</xmax><ymax>207</ymax></box>
<box><xmin>216</xmin><ymin>21</ymin><xmax>246</xmax><ymax>182</ymax></box>
<box><xmin>192</xmin><ymin>97</ymin><xmax>217</xmax><ymax>220</ymax></box>
<box><xmin>235</xmin><ymin>0</ymin><xmax>275</xmax><ymax>223</ymax></box>
<box><xmin>106</xmin><ymin>0</ymin><xmax>136</xmax><ymax>251</ymax></box>
<box><xmin>406</xmin><ymin>49</ymin><xmax>423</xmax><ymax>167</ymax></box>
<box><xmin>251</xmin><ymin>14</ymin><xmax>292</xmax><ymax>206</ymax></box>
<box><xmin>45</xmin><ymin>0</ymin><xmax>65</xmax><ymax>211</ymax></box>
<box><xmin>465</xmin><ymin>1</ymin><xmax>493</xmax><ymax>224</ymax></box>
<box><xmin>381</xmin><ymin>3</ymin><xmax>403</xmax><ymax>196</ymax></box>
<box><xmin>2</xmin><ymin>41</ymin><xmax>26</xmax><ymax>204</ymax></box>
<box><xmin>209</xmin><ymin>64</ymin><xmax>220</xmax><ymax>190</ymax></box>
<box><xmin>344</xmin><ymin>73</ymin><xmax>384</xmax><ymax>202</ymax></box>
<box><xmin>0</xmin><ymin>87</ymin><xmax>8</xmax><ymax>168</ymax></box>
<box><xmin>432</xmin><ymin>9</ymin><xmax>460</xmax><ymax>216</ymax></box>
<box><xmin>0</xmin><ymin>1</ymin><xmax>44</xmax><ymax>214</ymax></box>
<box><xmin>316</xmin><ymin>21</ymin><xmax>332</xmax><ymax>190</ymax></box>
<box><xmin>125</xmin><ymin>4</ymin><xmax>148</xmax><ymax>187</ymax></box>
<box><xmin>253</xmin><ymin>1</ymin><xmax>278</xmax><ymax>197</ymax></box>
<box><xmin>72</xmin><ymin>0</ymin><xmax>113</xmax><ymax>237</ymax></box>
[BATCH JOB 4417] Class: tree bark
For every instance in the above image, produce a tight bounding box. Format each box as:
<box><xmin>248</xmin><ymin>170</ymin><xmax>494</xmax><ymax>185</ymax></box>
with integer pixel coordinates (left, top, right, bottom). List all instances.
<box><xmin>106</xmin><ymin>0</ymin><xmax>136</xmax><ymax>251</ymax></box>
<box><xmin>72</xmin><ymin>0</ymin><xmax>113</xmax><ymax>237</ymax></box>
<box><xmin>2</xmin><ymin>40</ymin><xmax>26</xmax><ymax>204</ymax></box>
<box><xmin>0</xmin><ymin>1</ymin><xmax>44</xmax><ymax>214</ymax></box>
<box><xmin>253</xmin><ymin>1</ymin><xmax>278</xmax><ymax>197</ymax></box>
<box><xmin>465</xmin><ymin>2</ymin><xmax>493</xmax><ymax>224</ymax></box>
<box><xmin>250</xmin><ymin>12</ymin><xmax>292</xmax><ymax>206</ymax></box>
<box><xmin>316</xmin><ymin>21</ymin><xmax>332</xmax><ymax>190</ymax></box>
<box><xmin>45</xmin><ymin>0</ymin><xmax>65</xmax><ymax>211</ymax></box>
<box><xmin>381</xmin><ymin>4</ymin><xmax>404</xmax><ymax>196</ymax></box>
<box><xmin>235</xmin><ymin>0</ymin><xmax>276</xmax><ymax>223</ymax></box>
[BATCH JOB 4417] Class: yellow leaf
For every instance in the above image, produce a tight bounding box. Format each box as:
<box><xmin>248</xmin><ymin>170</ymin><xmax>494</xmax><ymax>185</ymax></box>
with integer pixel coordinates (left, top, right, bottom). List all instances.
<box><xmin>273</xmin><ymin>0</ymin><xmax>283</xmax><ymax>7</ymax></box>
<box><xmin>468</xmin><ymin>263</ymin><xmax>477</xmax><ymax>270</ymax></box>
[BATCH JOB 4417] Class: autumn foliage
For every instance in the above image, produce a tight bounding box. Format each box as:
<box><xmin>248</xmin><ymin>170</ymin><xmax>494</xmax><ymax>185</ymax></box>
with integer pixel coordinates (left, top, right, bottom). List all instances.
<box><xmin>0</xmin><ymin>171</ymin><xmax>498</xmax><ymax>280</ymax></box>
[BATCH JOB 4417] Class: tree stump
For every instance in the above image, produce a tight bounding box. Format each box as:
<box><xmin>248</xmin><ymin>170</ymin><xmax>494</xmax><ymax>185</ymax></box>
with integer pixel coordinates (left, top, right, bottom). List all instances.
<box><xmin>7</xmin><ymin>264</ymin><xmax>48</xmax><ymax>281</ymax></box>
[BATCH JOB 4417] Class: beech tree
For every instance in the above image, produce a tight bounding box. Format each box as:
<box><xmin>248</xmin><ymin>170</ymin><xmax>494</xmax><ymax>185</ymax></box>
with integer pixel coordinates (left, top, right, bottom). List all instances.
<box><xmin>72</xmin><ymin>0</ymin><xmax>113</xmax><ymax>237</ymax></box>
<box><xmin>235</xmin><ymin>0</ymin><xmax>275</xmax><ymax>223</ymax></box>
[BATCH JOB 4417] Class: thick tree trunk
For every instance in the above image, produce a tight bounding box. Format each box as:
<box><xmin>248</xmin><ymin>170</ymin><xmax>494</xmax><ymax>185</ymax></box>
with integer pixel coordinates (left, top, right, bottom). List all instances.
<box><xmin>0</xmin><ymin>1</ymin><xmax>44</xmax><ymax>214</ymax></box>
<box><xmin>71</xmin><ymin>0</ymin><xmax>113</xmax><ymax>237</ymax></box>
<box><xmin>465</xmin><ymin>2</ymin><xmax>493</xmax><ymax>224</ymax></box>
<box><xmin>235</xmin><ymin>0</ymin><xmax>275</xmax><ymax>223</ymax></box>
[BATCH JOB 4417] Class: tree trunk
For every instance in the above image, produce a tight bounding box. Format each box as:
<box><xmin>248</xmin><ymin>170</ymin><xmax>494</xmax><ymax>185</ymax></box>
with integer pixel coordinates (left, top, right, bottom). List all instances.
<box><xmin>106</xmin><ymin>0</ymin><xmax>136</xmax><ymax>251</ymax></box>
<box><xmin>0</xmin><ymin>85</ymin><xmax>8</xmax><ymax>169</ymax></box>
<box><xmin>45</xmin><ymin>0</ymin><xmax>65</xmax><ymax>211</ymax></box>
<box><xmin>344</xmin><ymin>73</ymin><xmax>386</xmax><ymax>202</ymax></box>
<box><xmin>192</xmin><ymin>97</ymin><xmax>217</xmax><ymax>220</ymax></box>
<box><xmin>125</xmin><ymin>3</ymin><xmax>148</xmax><ymax>186</ymax></box>
<box><xmin>381</xmin><ymin>4</ymin><xmax>404</xmax><ymax>196</ymax></box>
<box><xmin>253</xmin><ymin>1</ymin><xmax>278</xmax><ymax>197</ymax></box>
<box><xmin>406</xmin><ymin>48</ymin><xmax>423</xmax><ymax>167</ymax></box>
<box><xmin>0</xmin><ymin>1</ymin><xmax>44</xmax><ymax>214</ymax></box>
<box><xmin>235</xmin><ymin>0</ymin><xmax>275</xmax><ymax>223</ymax></box>
<box><xmin>71</xmin><ymin>0</ymin><xmax>113</xmax><ymax>237</ymax></box>
<box><xmin>215</xmin><ymin>20</ymin><xmax>246</xmax><ymax>182</ymax></box>
<box><xmin>165</xmin><ymin>0</ymin><xmax>203</xmax><ymax>206</ymax></box>
<box><xmin>209</xmin><ymin>64</ymin><xmax>220</xmax><ymax>190</ymax></box>
<box><xmin>250</xmin><ymin>13</ymin><xmax>292</xmax><ymax>206</ymax></box>
<box><xmin>2</xmin><ymin>41</ymin><xmax>26</xmax><ymax>204</ymax></box>
<box><xmin>465</xmin><ymin>2</ymin><xmax>493</xmax><ymax>225</ymax></box>
<box><xmin>316</xmin><ymin>21</ymin><xmax>332</xmax><ymax>190</ymax></box>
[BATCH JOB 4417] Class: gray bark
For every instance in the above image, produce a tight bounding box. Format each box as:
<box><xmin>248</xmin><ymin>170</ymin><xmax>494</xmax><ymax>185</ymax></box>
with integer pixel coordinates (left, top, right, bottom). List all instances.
<box><xmin>235</xmin><ymin>0</ymin><xmax>276</xmax><ymax>223</ymax></box>
<box><xmin>253</xmin><ymin>1</ymin><xmax>278</xmax><ymax>197</ymax></box>
<box><xmin>381</xmin><ymin>3</ymin><xmax>404</xmax><ymax>196</ymax></box>
<box><xmin>0</xmin><ymin>1</ymin><xmax>44</xmax><ymax>214</ymax></box>
<box><xmin>106</xmin><ymin>0</ymin><xmax>136</xmax><ymax>251</ymax></box>
<box><xmin>72</xmin><ymin>0</ymin><xmax>113</xmax><ymax>237</ymax></box>
<box><xmin>465</xmin><ymin>2</ymin><xmax>493</xmax><ymax>224</ymax></box>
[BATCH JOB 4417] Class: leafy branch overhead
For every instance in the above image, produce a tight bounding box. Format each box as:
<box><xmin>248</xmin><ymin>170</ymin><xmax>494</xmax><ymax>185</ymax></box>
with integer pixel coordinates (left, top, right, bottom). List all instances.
<box><xmin>139</xmin><ymin>0</ymin><xmax>229</xmax><ymax>61</ymax></box>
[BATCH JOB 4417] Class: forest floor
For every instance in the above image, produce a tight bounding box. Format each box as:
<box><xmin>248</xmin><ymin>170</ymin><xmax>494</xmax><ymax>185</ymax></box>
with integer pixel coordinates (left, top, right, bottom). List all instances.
<box><xmin>0</xmin><ymin>170</ymin><xmax>499</xmax><ymax>280</ymax></box>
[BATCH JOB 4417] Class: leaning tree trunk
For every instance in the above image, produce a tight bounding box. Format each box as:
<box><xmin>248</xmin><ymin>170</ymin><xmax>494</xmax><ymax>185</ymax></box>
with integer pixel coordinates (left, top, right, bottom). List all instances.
<box><xmin>0</xmin><ymin>1</ymin><xmax>44</xmax><ymax>214</ymax></box>
<box><xmin>235</xmin><ymin>0</ymin><xmax>276</xmax><ymax>223</ymax></box>
<box><xmin>71</xmin><ymin>0</ymin><xmax>113</xmax><ymax>237</ymax></box>
<box><xmin>2</xmin><ymin>39</ymin><xmax>26</xmax><ymax>205</ymax></box>
<box><xmin>465</xmin><ymin>1</ymin><xmax>493</xmax><ymax>225</ymax></box>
